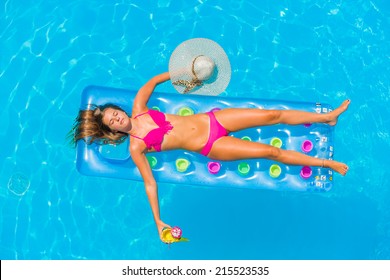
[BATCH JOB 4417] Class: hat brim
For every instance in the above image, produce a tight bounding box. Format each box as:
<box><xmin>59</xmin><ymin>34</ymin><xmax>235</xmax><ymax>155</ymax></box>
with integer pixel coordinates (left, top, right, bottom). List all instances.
<box><xmin>169</xmin><ymin>38</ymin><xmax>231</xmax><ymax>95</ymax></box>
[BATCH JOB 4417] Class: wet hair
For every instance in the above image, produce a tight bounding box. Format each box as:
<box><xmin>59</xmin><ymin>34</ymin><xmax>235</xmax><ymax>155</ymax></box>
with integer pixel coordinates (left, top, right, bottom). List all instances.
<box><xmin>68</xmin><ymin>104</ymin><xmax>128</xmax><ymax>146</ymax></box>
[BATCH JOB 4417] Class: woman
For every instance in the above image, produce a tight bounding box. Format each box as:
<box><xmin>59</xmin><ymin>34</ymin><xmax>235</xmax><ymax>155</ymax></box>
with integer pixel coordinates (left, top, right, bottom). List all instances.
<box><xmin>71</xmin><ymin>72</ymin><xmax>350</xmax><ymax>241</ymax></box>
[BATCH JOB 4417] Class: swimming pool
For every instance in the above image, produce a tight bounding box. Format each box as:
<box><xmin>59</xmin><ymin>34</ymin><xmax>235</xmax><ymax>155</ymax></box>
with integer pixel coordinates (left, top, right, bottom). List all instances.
<box><xmin>0</xmin><ymin>0</ymin><xmax>389</xmax><ymax>260</ymax></box>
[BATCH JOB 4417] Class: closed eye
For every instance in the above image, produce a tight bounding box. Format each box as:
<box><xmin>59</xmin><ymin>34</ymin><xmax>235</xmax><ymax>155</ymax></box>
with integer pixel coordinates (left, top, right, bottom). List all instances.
<box><xmin>109</xmin><ymin>111</ymin><xmax>118</xmax><ymax>125</ymax></box>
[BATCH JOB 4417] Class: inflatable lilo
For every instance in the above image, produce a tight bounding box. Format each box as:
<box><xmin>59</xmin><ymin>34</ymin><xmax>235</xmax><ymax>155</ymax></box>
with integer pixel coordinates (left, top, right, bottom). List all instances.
<box><xmin>76</xmin><ymin>85</ymin><xmax>339</xmax><ymax>192</ymax></box>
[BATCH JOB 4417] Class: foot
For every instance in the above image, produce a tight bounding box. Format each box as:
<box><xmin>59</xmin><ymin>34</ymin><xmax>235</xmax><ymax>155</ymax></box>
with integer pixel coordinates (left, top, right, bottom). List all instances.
<box><xmin>326</xmin><ymin>99</ymin><xmax>351</xmax><ymax>126</ymax></box>
<box><xmin>325</xmin><ymin>160</ymin><xmax>349</xmax><ymax>176</ymax></box>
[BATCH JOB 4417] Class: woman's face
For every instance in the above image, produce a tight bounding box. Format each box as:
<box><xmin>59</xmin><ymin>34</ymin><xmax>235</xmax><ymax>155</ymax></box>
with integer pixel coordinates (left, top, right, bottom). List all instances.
<box><xmin>102</xmin><ymin>108</ymin><xmax>131</xmax><ymax>132</ymax></box>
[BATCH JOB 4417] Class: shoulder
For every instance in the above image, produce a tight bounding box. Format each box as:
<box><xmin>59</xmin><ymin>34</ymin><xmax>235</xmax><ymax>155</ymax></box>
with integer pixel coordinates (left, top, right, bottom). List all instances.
<box><xmin>132</xmin><ymin>106</ymin><xmax>149</xmax><ymax>117</ymax></box>
<box><xmin>129</xmin><ymin>140</ymin><xmax>146</xmax><ymax>154</ymax></box>
<box><xmin>129</xmin><ymin>145</ymin><xmax>147</xmax><ymax>167</ymax></box>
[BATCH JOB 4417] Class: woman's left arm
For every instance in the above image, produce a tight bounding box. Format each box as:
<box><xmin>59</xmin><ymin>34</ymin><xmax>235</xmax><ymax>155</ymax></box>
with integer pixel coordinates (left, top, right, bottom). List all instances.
<box><xmin>133</xmin><ymin>72</ymin><xmax>170</xmax><ymax>113</ymax></box>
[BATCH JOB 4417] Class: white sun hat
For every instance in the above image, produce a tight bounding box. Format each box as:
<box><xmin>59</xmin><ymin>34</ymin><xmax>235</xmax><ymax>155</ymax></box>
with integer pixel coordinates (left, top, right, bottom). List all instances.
<box><xmin>169</xmin><ymin>38</ymin><xmax>231</xmax><ymax>95</ymax></box>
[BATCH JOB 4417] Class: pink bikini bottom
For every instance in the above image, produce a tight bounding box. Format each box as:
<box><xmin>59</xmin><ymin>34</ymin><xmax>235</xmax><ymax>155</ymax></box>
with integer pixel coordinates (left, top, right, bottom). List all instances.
<box><xmin>200</xmin><ymin>111</ymin><xmax>229</xmax><ymax>156</ymax></box>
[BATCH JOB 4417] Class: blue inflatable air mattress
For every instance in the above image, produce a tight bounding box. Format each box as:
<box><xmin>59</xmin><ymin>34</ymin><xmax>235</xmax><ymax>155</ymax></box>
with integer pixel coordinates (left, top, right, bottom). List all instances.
<box><xmin>76</xmin><ymin>86</ymin><xmax>335</xmax><ymax>192</ymax></box>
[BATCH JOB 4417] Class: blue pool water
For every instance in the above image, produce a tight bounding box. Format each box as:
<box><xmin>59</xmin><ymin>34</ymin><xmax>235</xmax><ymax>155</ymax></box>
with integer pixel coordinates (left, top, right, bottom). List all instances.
<box><xmin>0</xmin><ymin>0</ymin><xmax>389</xmax><ymax>260</ymax></box>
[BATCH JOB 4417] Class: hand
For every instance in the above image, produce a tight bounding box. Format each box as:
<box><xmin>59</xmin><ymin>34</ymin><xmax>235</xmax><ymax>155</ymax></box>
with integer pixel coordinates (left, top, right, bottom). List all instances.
<box><xmin>156</xmin><ymin>220</ymin><xmax>171</xmax><ymax>243</ymax></box>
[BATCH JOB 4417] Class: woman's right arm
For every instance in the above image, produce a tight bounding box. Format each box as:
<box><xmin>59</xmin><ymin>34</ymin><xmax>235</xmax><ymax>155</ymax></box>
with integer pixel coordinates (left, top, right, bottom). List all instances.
<box><xmin>131</xmin><ymin>148</ymin><xmax>170</xmax><ymax>240</ymax></box>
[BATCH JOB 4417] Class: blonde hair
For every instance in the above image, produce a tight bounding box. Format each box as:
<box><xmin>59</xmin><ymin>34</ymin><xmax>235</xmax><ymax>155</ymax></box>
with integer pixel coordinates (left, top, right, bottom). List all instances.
<box><xmin>69</xmin><ymin>104</ymin><xmax>128</xmax><ymax>146</ymax></box>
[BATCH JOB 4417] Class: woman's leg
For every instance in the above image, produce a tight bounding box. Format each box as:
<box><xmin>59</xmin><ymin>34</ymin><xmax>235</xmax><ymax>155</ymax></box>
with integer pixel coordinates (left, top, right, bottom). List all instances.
<box><xmin>208</xmin><ymin>136</ymin><xmax>349</xmax><ymax>175</ymax></box>
<box><xmin>214</xmin><ymin>100</ymin><xmax>350</xmax><ymax>132</ymax></box>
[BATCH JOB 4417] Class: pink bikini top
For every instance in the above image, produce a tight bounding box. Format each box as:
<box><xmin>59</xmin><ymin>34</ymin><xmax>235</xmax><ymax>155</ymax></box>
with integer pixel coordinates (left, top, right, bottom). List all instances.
<box><xmin>130</xmin><ymin>109</ymin><xmax>173</xmax><ymax>152</ymax></box>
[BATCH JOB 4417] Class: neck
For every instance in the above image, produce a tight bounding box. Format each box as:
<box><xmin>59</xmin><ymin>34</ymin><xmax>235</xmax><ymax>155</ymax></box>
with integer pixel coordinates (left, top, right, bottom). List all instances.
<box><xmin>125</xmin><ymin>117</ymin><xmax>135</xmax><ymax>135</ymax></box>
